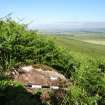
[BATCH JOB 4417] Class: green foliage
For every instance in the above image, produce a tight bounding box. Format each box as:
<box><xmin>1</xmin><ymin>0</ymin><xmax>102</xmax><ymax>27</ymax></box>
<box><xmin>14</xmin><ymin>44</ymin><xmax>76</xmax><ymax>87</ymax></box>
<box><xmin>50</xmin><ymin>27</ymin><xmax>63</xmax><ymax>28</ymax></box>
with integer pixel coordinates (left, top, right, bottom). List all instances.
<box><xmin>1</xmin><ymin>18</ymin><xmax>105</xmax><ymax>105</ymax></box>
<box><xmin>0</xmin><ymin>80</ymin><xmax>48</xmax><ymax>105</ymax></box>
<box><xmin>62</xmin><ymin>85</ymin><xmax>98</xmax><ymax>105</ymax></box>
<box><xmin>0</xmin><ymin>18</ymin><xmax>76</xmax><ymax>77</ymax></box>
<box><xmin>68</xmin><ymin>58</ymin><xmax>105</xmax><ymax>105</ymax></box>
<box><xmin>52</xmin><ymin>34</ymin><xmax>105</xmax><ymax>105</ymax></box>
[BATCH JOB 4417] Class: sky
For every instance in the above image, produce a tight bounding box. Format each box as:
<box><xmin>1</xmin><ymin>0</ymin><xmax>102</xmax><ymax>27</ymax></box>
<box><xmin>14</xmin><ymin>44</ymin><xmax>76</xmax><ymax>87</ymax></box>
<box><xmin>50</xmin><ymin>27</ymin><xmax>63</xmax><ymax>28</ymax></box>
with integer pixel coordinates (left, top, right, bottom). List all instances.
<box><xmin>0</xmin><ymin>0</ymin><xmax>105</xmax><ymax>30</ymax></box>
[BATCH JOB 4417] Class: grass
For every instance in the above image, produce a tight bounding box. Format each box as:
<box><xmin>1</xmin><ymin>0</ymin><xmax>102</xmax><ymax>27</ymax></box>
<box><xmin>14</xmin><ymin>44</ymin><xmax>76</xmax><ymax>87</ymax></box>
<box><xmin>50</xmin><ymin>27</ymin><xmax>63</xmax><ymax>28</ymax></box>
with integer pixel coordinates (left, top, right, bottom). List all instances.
<box><xmin>81</xmin><ymin>40</ymin><xmax>105</xmax><ymax>45</ymax></box>
<box><xmin>52</xmin><ymin>33</ymin><xmax>105</xmax><ymax>59</ymax></box>
<box><xmin>55</xmin><ymin>37</ymin><xmax>105</xmax><ymax>58</ymax></box>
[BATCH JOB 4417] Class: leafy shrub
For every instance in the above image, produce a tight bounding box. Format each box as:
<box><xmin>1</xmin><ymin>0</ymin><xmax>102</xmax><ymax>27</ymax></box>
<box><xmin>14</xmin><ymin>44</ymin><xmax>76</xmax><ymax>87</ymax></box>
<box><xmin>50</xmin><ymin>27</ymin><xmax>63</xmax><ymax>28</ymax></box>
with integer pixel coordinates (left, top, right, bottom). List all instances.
<box><xmin>70</xmin><ymin>57</ymin><xmax>105</xmax><ymax>105</ymax></box>
<box><xmin>62</xmin><ymin>85</ymin><xmax>98</xmax><ymax>105</ymax></box>
<box><xmin>0</xmin><ymin>18</ymin><xmax>76</xmax><ymax>78</ymax></box>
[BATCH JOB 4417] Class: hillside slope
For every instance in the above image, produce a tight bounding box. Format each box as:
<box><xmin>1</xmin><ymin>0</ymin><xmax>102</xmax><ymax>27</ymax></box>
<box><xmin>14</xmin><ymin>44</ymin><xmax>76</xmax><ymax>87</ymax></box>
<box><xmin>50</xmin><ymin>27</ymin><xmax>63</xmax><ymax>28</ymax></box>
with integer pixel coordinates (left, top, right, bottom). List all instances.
<box><xmin>54</xmin><ymin>35</ymin><xmax>105</xmax><ymax>58</ymax></box>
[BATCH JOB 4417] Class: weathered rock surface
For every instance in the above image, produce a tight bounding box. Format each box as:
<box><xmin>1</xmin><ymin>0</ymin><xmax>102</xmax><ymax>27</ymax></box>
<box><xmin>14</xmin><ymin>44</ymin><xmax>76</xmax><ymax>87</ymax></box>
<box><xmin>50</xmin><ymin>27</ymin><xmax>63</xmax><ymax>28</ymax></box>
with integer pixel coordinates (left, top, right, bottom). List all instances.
<box><xmin>12</xmin><ymin>64</ymin><xmax>67</xmax><ymax>87</ymax></box>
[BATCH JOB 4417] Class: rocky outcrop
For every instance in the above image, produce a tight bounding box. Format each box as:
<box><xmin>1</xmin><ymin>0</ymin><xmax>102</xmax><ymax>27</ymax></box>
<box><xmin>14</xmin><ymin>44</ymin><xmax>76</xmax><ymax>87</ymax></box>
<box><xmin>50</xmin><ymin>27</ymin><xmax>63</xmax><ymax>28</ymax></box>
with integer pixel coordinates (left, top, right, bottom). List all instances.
<box><xmin>11</xmin><ymin>64</ymin><xmax>67</xmax><ymax>88</ymax></box>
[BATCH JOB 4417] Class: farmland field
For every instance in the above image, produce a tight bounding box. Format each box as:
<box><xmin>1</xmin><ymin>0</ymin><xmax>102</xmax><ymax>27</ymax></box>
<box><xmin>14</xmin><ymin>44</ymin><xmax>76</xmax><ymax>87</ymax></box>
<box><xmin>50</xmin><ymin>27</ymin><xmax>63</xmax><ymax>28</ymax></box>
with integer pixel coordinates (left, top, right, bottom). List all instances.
<box><xmin>51</xmin><ymin>32</ymin><xmax>105</xmax><ymax>59</ymax></box>
<box><xmin>82</xmin><ymin>40</ymin><xmax>105</xmax><ymax>45</ymax></box>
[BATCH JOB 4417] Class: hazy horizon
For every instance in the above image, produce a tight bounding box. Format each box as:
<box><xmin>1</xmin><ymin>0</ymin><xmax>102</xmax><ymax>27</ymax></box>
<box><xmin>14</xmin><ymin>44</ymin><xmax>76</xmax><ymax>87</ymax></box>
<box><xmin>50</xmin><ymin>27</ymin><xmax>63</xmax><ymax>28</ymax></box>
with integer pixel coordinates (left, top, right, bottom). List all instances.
<box><xmin>0</xmin><ymin>0</ymin><xmax>105</xmax><ymax>32</ymax></box>
<box><xmin>29</xmin><ymin>21</ymin><xmax>105</xmax><ymax>32</ymax></box>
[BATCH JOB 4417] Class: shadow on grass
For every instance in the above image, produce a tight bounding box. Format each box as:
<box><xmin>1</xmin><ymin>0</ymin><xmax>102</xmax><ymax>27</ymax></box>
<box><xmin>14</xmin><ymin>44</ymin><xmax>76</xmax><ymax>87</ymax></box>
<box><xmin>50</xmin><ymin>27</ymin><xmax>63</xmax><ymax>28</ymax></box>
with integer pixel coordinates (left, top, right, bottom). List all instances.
<box><xmin>0</xmin><ymin>85</ymin><xmax>47</xmax><ymax>105</ymax></box>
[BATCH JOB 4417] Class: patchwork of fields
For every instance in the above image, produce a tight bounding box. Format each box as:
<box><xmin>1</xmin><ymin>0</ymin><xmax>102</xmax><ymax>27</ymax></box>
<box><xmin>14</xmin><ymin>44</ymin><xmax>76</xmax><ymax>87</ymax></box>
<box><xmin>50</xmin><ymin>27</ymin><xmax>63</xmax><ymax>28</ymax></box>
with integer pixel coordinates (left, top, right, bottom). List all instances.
<box><xmin>80</xmin><ymin>39</ymin><xmax>105</xmax><ymax>45</ymax></box>
<box><xmin>52</xmin><ymin>32</ymin><xmax>105</xmax><ymax>58</ymax></box>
